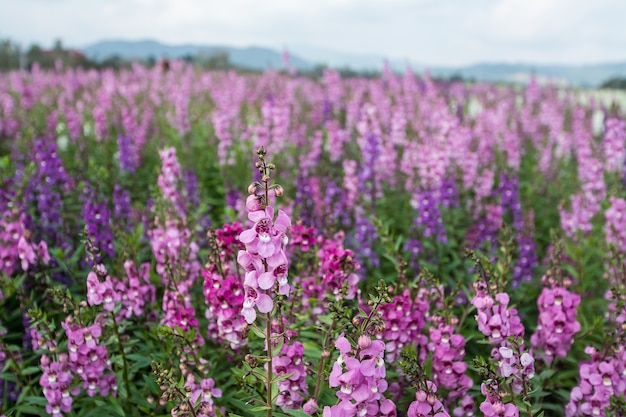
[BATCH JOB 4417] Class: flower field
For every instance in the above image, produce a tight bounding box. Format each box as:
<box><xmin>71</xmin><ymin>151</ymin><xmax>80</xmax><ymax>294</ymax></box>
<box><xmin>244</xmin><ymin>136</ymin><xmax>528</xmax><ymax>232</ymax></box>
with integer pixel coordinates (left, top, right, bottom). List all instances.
<box><xmin>1</xmin><ymin>62</ymin><xmax>626</xmax><ymax>417</ymax></box>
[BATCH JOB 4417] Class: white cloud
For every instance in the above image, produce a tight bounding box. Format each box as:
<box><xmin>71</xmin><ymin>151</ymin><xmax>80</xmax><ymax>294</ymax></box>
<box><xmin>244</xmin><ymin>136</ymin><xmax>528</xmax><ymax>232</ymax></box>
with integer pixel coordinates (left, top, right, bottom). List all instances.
<box><xmin>0</xmin><ymin>0</ymin><xmax>625</xmax><ymax>65</ymax></box>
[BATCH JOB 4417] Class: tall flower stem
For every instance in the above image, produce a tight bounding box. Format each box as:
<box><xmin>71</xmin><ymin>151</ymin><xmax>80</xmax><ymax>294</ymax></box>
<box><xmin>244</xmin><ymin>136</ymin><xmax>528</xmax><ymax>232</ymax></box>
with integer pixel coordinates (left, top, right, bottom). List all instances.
<box><xmin>111</xmin><ymin>312</ymin><xmax>130</xmax><ymax>406</ymax></box>
<box><xmin>266</xmin><ymin>312</ymin><xmax>274</xmax><ymax>417</ymax></box>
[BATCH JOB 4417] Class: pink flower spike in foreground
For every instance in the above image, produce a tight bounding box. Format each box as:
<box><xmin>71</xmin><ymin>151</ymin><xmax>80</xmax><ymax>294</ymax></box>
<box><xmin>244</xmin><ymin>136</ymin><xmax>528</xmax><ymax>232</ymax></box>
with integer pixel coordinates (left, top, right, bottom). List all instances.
<box><xmin>237</xmin><ymin>147</ymin><xmax>292</xmax><ymax>324</ymax></box>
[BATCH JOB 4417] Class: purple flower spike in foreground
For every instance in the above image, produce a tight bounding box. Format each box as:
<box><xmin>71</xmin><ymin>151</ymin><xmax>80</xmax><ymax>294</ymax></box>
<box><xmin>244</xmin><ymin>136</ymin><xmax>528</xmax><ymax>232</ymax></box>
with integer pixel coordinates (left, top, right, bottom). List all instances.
<box><xmin>237</xmin><ymin>146</ymin><xmax>291</xmax><ymax>324</ymax></box>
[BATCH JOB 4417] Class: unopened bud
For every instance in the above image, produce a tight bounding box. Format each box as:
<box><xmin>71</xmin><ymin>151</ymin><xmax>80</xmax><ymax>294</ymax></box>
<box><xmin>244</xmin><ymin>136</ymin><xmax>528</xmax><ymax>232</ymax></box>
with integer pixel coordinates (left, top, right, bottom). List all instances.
<box><xmin>321</xmin><ymin>349</ymin><xmax>331</xmax><ymax>358</ymax></box>
<box><xmin>248</xmin><ymin>183</ymin><xmax>258</xmax><ymax>195</ymax></box>
<box><xmin>273</xmin><ymin>184</ymin><xmax>284</xmax><ymax>197</ymax></box>
<box><xmin>267</xmin><ymin>163</ymin><xmax>276</xmax><ymax>170</ymax></box>
<box><xmin>358</xmin><ymin>335</ymin><xmax>372</xmax><ymax>349</ymax></box>
<box><xmin>262</xmin><ymin>174</ymin><xmax>270</xmax><ymax>182</ymax></box>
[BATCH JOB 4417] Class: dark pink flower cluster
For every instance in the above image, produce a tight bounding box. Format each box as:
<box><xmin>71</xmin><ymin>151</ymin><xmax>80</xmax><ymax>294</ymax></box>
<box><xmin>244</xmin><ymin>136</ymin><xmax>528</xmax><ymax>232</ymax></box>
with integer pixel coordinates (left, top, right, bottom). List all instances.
<box><xmin>428</xmin><ymin>322</ymin><xmax>473</xmax><ymax>409</ymax></box>
<box><xmin>479</xmin><ymin>381</ymin><xmax>519</xmax><ymax>417</ymax></box>
<box><xmin>472</xmin><ymin>287</ymin><xmax>524</xmax><ymax>344</ymax></box>
<box><xmin>40</xmin><ymin>354</ymin><xmax>75</xmax><ymax>417</ymax></box>
<box><xmin>289</xmin><ymin>223</ymin><xmax>316</xmax><ymax>252</ymax></box>
<box><xmin>162</xmin><ymin>281</ymin><xmax>201</xmax><ymax>334</ymax></box>
<box><xmin>182</xmin><ymin>375</ymin><xmax>223</xmax><ymax>417</ymax></box>
<box><xmin>215</xmin><ymin>221</ymin><xmax>244</xmax><ymax>259</ymax></box>
<box><xmin>202</xmin><ymin>265</ymin><xmax>247</xmax><ymax>349</ymax></box>
<box><xmin>317</xmin><ymin>233</ymin><xmax>360</xmax><ymax>300</ymax></box>
<box><xmin>377</xmin><ymin>289</ymin><xmax>429</xmax><ymax>363</ymax></box>
<box><xmin>407</xmin><ymin>380</ymin><xmax>450</xmax><ymax>417</ymax></box>
<box><xmin>530</xmin><ymin>284</ymin><xmax>581</xmax><ymax>364</ymax></box>
<box><xmin>324</xmin><ymin>335</ymin><xmax>396</xmax><ymax>417</ymax></box>
<box><xmin>61</xmin><ymin>318</ymin><xmax>117</xmax><ymax>399</ymax></box>
<box><xmin>237</xmin><ymin>195</ymin><xmax>291</xmax><ymax>324</ymax></box>
<box><xmin>565</xmin><ymin>346</ymin><xmax>626</xmax><ymax>417</ymax></box>
<box><xmin>272</xmin><ymin>341</ymin><xmax>308</xmax><ymax>410</ymax></box>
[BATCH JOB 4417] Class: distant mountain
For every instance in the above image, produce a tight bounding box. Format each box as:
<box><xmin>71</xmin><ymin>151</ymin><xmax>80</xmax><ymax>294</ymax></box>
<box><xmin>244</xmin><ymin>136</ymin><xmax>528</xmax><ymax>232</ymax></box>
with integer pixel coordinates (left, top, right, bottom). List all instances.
<box><xmin>426</xmin><ymin>62</ymin><xmax>626</xmax><ymax>87</ymax></box>
<box><xmin>82</xmin><ymin>40</ymin><xmax>313</xmax><ymax>71</ymax></box>
<box><xmin>82</xmin><ymin>40</ymin><xmax>626</xmax><ymax>87</ymax></box>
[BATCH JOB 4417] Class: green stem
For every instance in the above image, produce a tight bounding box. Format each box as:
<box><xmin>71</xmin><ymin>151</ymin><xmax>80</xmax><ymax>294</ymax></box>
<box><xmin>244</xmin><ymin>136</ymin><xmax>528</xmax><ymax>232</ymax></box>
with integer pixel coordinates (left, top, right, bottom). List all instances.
<box><xmin>313</xmin><ymin>319</ymin><xmax>336</xmax><ymax>401</ymax></box>
<box><xmin>111</xmin><ymin>312</ymin><xmax>131</xmax><ymax>406</ymax></box>
<box><xmin>266</xmin><ymin>312</ymin><xmax>274</xmax><ymax>417</ymax></box>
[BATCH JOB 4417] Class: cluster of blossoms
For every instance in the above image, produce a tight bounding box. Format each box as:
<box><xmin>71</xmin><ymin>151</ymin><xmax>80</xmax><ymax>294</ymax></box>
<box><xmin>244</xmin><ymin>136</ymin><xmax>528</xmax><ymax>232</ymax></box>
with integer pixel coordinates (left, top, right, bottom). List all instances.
<box><xmin>214</xmin><ymin>221</ymin><xmax>244</xmax><ymax>259</ymax></box>
<box><xmin>560</xmin><ymin>108</ymin><xmax>606</xmax><ymax>238</ymax></box>
<box><xmin>81</xmin><ymin>185</ymin><xmax>114</xmax><ymax>261</ymax></box>
<box><xmin>530</xmin><ymin>279</ymin><xmax>581</xmax><ymax>364</ymax></box>
<box><xmin>497</xmin><ymin>174</ymin><xmax>537</xmax><ymax>287</ymax></box>
<box><xmin>289</xmin><ymin>222</ymin><xmax>316</xmax><ymax>253</ymax></box>
<box><xmin>1</xmin><ymin>210</ymin><xmax>49</xmax><ymax>274</ymax></box>
<box><xmin>472</xmin><ymin>282</ymin><xmax>534</xmax><ymax>413</ymax></box>
<box><xmin>411</xmin><ymin>189</ymin><xmax>447</xmax><ymax>243</ymax></box>
<box><xmin>61</xmin><ymin>318</ymin><xmax>117</xmax><ymax>400</ymax></box>
<box><xmin>407</xmin><ymin>380</ymin><xmax>450</xmax><ymax>417</ymax></box>
<box><xmin>39</xmin><ymin>354</ymin><xmax>75</xmax><ymax>417</ymax></box>
<box><xmin>272</xmin><ymin>340</ymin><xmax>308</xmax><ymax>410</ymax></box>
<box><xmin>605</xmin><ymin>196</ymin><xmax>626</xmax><ymax>252</ymax></box>
<box><xmin>351</xmin><ymin>208</ymin><xmax>380</xmax><ymax>271</ymax></box>
<box><xmin>603</xmin><ymin>117</ymin><xmax>626</xmax><ymax>174</ymax></box>
<box><xmin>116</xmin><ymin>260</ymin><xmax>156</xmax><ymax>320</ymax></box>
<box><xmin>237</xmin><ymin>195</ymin><xmax>291</xmax><ymax>323</ymax></box>
<box><xmin>149</xmin><ymin>221</ymin><xmax>200</xmax><ymax>284</ymax></box>
<box><xmin>325</xmin><ymin>335</ymin><xmax>396</xmax><ymax>417</ymax></box>
<box><xmin>117</xmin><ymin>134</ymin><xmax>137</xmax><ymax>173</ymax></box>
<box><xmin>202</xmin><ymin>264</ymin><xmax>247</xmax><ymax>349</ymax></box>
<box><xmin>565</xmin><ymin>345</ymin><xmax>626</xmax><ymax>417</ymax></box>
<box><xmin>236</xmin><ymin>148</ymin><xmax>292</xmax><ymax>324</ymax></box>
<box><xmin>465</xmin><ymin>204</ymin><xmax>503</xmax><ymax>255</ymax></box>
<box><xmin>157</xmin><ymin>147</ymin><xmax>186</xmax><ymax>219</ymax></box>
<box><xmin>86</xmin><ymin>265</ymin><xmax>121</xmax><ymax>312</ymax></box>
<box><xmin>297</xmin><ymin>232</ymin><xmax>361</xmax><ymax>316</ymax></box>
<box><xmin>479</xmin><ymin>380</ymin><xmax>519</xmax><ymax>417</ymax></box>
<box><xmin>86</xmin><ymin>262</ymin><xmax>155</xmax><ymax>320</ymax></box>
<box><xmin>176</xmin><ymin>375</ymin><xmax>222</xmax><ymax>417</ymax></box>
<box><xmin>428</xmin><ymin>320</ymin><xmax>473</xmax><ymax>411</ymax></box>
<box><xmin>377</xmin><ymin>289</ymin><xmax>429</xmax><ymax>363</ymax></box>
<box><xmin>112</xmin><ymin>184</ymin><xmax>133</xmax><ymax>232</ymax></box>
<box><xmin>472</xmin><ymin>286</ymin><xmax>524</xmax><ymax>345</ymax></box>
<box><xmin>24</xmin><ymin>138</ymin><xmax>73</xmax><ymax>253</ymax></box>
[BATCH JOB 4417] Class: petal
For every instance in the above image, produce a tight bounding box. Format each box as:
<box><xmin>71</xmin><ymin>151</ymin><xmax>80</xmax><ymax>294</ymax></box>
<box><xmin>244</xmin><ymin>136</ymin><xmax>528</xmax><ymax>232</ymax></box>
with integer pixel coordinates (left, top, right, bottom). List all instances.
<box><xmin>239</xmin><ymin>229</ymin><xmax>257</xmax><ymax>244</ymax></box>
<box><xmin>258</xmin><ymin>272</ymin><xmax>275</xmax><ymax>290</ymax></box>
<box><xmin>256</xmin><ymin>293</ymin><xmax>274</xmax><ymax>313</ymax></box>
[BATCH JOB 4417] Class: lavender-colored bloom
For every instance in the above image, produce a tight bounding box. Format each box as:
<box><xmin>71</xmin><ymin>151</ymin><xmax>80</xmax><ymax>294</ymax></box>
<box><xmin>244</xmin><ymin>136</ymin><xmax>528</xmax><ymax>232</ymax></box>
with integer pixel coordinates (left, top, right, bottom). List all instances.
<box><xmin>112</xmin><ymin>184</ymin><xmax>132</xmax><ymax>229</ymax></box>
<box><xmin>117</xmin><ymin>134</ymin><xmax>137</xmax><ymax>173</ymax></box>
<box><xmin>496</xmin><ymin>173</ymin><xmax>523</xmax><ymax>231</ymax></box>
<box><xmin>82</xmin><ymin>185</ymin><xmax>115</xmax><ymax>261</ymax></box>
<box><xmin>22</xmin><ymin>139</ymin><xmax>73</xmax><ymax>283</ymax></box>
<box><xmin>183</xmin><ymin>168</ymin><xmax>200</xmax><ymax>207</ymax></box>
<box><xmin>511</xmin><ymin>233</ymin><xmax>538</xmax><ymax>288</ymax></box>
<box><xmin>411</xmin><ymin>190</ymin><xmax>447</xmax><ymax>243</ymax></box>
<box><xmin>349</xmin><ymin>209</ymin><xmax>380</xmax><ymax>272</ymax></box>
<box><xmin>358</xmin><ymin>133</ymin><xmax>381</xmax><ymax>204</ymax></box>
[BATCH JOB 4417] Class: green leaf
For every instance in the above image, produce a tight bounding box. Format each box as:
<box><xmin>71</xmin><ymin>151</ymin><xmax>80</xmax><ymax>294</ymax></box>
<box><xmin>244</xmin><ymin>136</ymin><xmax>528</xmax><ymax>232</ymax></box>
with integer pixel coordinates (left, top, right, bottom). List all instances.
<box><xmin>284</xmin><ymin>408</ymin><xmax>314</xmax><ymax>417</ymax></box>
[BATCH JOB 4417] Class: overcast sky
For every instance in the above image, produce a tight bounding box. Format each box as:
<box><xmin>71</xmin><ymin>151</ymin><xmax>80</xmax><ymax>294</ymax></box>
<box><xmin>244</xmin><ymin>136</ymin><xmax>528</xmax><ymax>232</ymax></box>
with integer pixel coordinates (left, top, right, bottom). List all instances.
<box><xmin>1</xmin><ymin>0</ymin><xmax>625</xmax><ymax>66</ymax></box>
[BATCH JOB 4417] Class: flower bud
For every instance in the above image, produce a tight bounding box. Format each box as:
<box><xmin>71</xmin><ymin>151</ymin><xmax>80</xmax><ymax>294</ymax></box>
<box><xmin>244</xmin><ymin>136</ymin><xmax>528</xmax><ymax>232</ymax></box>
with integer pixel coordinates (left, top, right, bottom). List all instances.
<box><xmin>273</xmin><ymin>184</ymin><xmax>284</xmax><ymax>197</ymax></box>
<box><xmin>248</xmin><ymin>183</ymin><xmax>258</xmax><ymax>195</ymax></box>
<box><xmin>358</xmin><ymin>334</ymin><xmax>372</xmax><ymax>349</ymax></box>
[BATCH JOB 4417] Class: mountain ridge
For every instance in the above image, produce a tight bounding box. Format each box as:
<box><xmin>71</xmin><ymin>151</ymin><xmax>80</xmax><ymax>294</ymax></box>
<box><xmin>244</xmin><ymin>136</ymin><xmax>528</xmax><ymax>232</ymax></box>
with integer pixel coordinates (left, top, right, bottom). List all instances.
<box><xmin>82</xmin><ymin>39</ymin><xmax>626</xmax><ymax>87</ymax></box>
